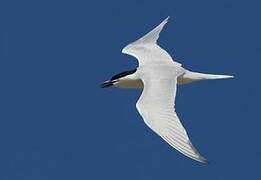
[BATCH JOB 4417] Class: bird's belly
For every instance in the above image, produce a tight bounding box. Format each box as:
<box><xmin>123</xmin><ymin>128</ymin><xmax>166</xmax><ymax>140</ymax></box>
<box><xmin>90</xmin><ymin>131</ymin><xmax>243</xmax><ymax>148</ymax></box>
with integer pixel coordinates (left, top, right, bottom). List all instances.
<box><xmin>114</xmin><ymin>79</ymin><xmax>143</xmax><ymax>89</ymax></box>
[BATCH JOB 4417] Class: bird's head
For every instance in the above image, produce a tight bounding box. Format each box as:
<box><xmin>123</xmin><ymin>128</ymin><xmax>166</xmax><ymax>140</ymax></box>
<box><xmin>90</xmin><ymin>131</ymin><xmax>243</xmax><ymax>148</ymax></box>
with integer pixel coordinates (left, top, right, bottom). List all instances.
<box><xmin>100</xmin><ymin>69</ymin><xmax>137</xmax><ymax>88</ymax></box>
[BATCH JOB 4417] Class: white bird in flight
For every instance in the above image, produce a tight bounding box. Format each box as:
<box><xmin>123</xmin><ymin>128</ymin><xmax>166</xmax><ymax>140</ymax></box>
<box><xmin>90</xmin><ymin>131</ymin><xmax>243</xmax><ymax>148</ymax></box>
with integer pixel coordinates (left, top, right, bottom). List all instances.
<box><xmin>101</xmin><ymin>17</ymin><xmax>233</xmax><ymax>164</ymax></box>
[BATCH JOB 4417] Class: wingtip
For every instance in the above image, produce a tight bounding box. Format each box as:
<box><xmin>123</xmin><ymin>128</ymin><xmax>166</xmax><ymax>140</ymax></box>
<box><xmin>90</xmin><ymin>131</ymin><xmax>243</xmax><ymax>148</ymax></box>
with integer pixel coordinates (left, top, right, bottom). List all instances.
<box><xmin>154</xmin><ymin>16</ymin><xmax>169</xmax><ymax>31</ymax></box>
<box><xmin>199</xmin><ymin>156</ymin><xmax>210</xmax><ymax>165</ymax></box>
<box><xmin>162</xmin><ymin>16</ymin><xmax>170</xmax><ymax>25</ymax></box>
<box><xmin>188</xmin><ymin>141</ymin><xmax>209</xmax><ymax>165</ymax></box>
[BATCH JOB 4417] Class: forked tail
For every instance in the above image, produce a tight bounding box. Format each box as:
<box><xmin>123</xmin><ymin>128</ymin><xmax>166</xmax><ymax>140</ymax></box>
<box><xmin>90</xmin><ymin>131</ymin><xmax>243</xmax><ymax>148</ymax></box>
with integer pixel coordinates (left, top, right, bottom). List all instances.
<box><xmin>178</xmin><ymin>70</ymin><xmax>234</xmax><ymax>85</ymax></box>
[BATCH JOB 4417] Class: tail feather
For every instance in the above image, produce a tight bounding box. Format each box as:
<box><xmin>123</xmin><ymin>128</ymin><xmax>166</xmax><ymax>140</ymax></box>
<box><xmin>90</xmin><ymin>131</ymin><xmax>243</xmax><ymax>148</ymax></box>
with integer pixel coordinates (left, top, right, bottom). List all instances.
<box><xmin>178</xmin><ymin>70</ymin><xmax>234</xmax><ymax>85</ymax></box>
<box><xmin>191</xmin><ymin>72</ymin><xmax>234</xmax><ymax>80</ymax></box>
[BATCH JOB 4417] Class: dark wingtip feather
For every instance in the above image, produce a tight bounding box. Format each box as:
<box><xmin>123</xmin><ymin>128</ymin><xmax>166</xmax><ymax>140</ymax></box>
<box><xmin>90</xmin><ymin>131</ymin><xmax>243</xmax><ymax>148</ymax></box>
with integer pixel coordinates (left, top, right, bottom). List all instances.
<box><xmin>200</xmin><ymin>157</ymin><xmax>210</xmax><ymax>165</ymax></box>
<box><xmin>188</xmin><ymin>140</ymin><xmax>209</xmax><ymax>165</ymax></box>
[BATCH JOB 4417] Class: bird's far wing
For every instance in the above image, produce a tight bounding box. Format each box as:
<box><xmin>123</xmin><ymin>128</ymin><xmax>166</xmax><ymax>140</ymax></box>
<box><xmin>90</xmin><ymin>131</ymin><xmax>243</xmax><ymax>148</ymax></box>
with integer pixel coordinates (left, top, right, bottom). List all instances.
<box><xmin>133</xmin><ymin>16</ymin><xmax>170</xmax><ymax>44</ymax></box>
<box><xmin>136</xmin><ymin>67</ymin><xmax>208</xmax><ymax>163</ymax></box>
<box><xmin>122</xmin><ymin>17</ymin><xmax>181</xmax><ymax>66</ymax></box>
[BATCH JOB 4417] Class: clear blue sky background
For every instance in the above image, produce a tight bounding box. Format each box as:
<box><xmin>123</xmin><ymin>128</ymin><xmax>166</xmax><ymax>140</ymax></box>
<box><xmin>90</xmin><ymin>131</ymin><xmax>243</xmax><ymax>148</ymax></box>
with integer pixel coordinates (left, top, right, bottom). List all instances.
<box><xmin>0</xmin><ymin>0</ymin><xmax>260</xmax><ymax>179</ymax></box>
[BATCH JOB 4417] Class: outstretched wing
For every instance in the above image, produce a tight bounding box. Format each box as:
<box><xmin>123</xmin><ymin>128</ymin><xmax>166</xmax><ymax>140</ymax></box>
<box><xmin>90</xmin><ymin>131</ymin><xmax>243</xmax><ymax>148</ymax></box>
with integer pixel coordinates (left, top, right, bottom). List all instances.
<box><xmin>122</xmin><ymin>17</ymin><xmax>181</xmax><ymax>66</ymax></box>
<box><xmin>136</xmin><ymin>67</ymin><xmax>208</xmax><ymax>163</ymax></box>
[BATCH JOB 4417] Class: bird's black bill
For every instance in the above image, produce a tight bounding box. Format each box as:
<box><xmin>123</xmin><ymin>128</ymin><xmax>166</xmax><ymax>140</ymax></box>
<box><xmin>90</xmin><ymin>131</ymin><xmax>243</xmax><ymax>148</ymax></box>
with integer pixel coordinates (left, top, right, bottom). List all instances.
<box><xmin>100</xmin><ymin>81</ymin><xmax>114</xmax><ymax>88</ymax></box>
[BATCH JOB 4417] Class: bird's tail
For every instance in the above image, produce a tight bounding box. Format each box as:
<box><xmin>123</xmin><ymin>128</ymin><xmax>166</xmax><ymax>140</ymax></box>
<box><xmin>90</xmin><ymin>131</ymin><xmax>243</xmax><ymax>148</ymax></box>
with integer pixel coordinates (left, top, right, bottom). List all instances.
<box><xmin>178</xmin><ymin>70</ymin><xmax>234</xmax><ymax>85</ymax></box>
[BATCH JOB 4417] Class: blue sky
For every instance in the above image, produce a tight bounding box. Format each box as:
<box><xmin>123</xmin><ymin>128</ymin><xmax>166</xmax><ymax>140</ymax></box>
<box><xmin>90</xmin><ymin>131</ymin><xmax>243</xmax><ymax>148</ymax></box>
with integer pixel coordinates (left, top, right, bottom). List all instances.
<box><xmin>0</xmin><ymin>0</ymin><xmax>260</xmax><ymax>179</ymax></box>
